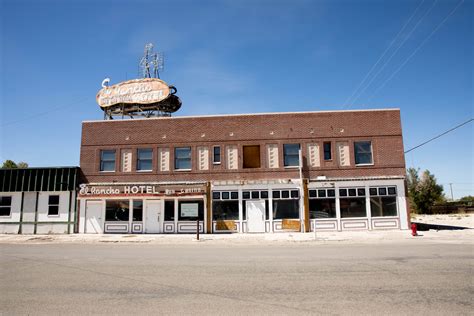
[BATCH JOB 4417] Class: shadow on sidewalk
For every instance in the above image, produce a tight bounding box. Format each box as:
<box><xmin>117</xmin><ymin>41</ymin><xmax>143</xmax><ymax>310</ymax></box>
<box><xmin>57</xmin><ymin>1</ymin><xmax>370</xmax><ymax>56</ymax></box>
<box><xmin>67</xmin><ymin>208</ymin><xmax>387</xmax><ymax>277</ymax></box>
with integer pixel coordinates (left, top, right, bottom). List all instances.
<box><xmin>413</xmin><ymin>222</ymin><xmax>471</xmax><ymax>231</ymax></box>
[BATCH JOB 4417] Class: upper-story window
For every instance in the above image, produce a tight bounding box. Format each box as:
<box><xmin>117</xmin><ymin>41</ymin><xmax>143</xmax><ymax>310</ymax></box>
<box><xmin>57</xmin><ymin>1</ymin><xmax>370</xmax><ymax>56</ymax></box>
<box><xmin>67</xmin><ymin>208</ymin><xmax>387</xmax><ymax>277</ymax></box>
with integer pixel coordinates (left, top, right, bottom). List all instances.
<box><xmin>175</xmin><ymin>147</ymin><xmax>191</xmax><ymax>170</ymax></box>
<box><xmin>354</xmin><ymin>141</ymin><xmax>373</xmax><ymax>165</ymax></box>
<box><xmin>323</xmin><ymin>142</ymin><xmax>332</xmax><ymax>160</ymax></box>
<box><xmin>243</xmin><ymin>145</ymin><xmax>261</xmax><ymax>168</ymax></box>
<box><xmin>100</xmin><ymin>150</ymin><xmax>116</xmax><ymax>172</ymax></box>
<box><xmin>0</xmin><ymin>196</ymin><xmax>12</xmax><ymax>217</ymax></box>
<box><xmin>213</xmin><ymin>146</ymin><xmax>221</xmax><ymax>164</ymax></box>
<box><xmin>283</xmin><ymin>144</ymin><xmax>300</xmax><ymax>167</ymax></box>
<box><xmin>137</xmin><ymin>148</ymin><xmax>153</xmax><ymax>171</ymax></box>
<box><xmin>48</xmin><ymin>195</ymin><xmax>60</xmax><ymax>216</ymax></box>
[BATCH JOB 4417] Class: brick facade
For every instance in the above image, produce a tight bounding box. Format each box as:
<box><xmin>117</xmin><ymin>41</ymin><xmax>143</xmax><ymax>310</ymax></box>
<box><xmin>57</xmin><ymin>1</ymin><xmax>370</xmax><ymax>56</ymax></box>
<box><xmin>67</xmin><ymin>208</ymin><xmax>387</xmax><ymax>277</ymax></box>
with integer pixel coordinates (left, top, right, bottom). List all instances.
<box><xmin>80</xmin><ymin>109</ymin><xmax>406</xmax><ymax>183</ymax></box>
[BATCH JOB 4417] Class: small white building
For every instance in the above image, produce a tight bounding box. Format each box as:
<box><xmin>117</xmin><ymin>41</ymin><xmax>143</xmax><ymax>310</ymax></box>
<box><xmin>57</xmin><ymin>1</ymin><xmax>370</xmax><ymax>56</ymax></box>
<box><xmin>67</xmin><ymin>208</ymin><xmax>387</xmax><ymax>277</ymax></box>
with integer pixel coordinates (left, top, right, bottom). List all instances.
<box><xmin>0</xmin><ymin>167</ymin><xmax>79</xmax><ymax>234</ymax></box>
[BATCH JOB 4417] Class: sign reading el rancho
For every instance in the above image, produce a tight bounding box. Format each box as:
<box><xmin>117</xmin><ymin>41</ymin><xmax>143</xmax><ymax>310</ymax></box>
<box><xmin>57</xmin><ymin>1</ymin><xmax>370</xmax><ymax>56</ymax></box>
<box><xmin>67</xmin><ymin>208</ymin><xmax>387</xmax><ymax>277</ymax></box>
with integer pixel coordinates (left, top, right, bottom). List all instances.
<box><xmin>79</xmin><ymin>184</ymin><xmax>205</xmax><ymax>197</ymax></box>
<box><xmin>96</xmin><ymin>78</ymin><xmax>171</xmax><ymax>108</ymax></box>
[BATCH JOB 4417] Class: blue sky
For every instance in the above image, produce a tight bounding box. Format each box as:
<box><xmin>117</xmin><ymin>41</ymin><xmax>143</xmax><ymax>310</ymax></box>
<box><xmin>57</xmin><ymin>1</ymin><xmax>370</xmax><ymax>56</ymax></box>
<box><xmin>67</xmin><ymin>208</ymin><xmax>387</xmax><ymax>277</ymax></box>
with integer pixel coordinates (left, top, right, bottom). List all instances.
<box><xmin>1</xmin><ymin>0</ymin><xmax>472</xmax><ymax>198</ymax></box>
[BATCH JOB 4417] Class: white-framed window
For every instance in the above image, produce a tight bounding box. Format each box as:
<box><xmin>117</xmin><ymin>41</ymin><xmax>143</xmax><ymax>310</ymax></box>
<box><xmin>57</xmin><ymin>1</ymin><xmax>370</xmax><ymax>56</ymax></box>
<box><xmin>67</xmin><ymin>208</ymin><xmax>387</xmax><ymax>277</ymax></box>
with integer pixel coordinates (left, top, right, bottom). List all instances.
<box><xmin>100</xmin><ymin>150</ymin><xmax>116</xmax><ymax>172</ymax></box>
<box><xmin>175</xmin><ymin>147</ymin><xmax>191</xmax><ymax>170</ymax></box>
<box><xmin>283</xmin><ymin>144</ymin><xmax>300</xmax><ymax>167</ymax></box>
<box><xmin>354</xmin><ymin>141</ymin><xmax>373</xmax><ymax>165</ymax></box>
<box><xmin>48</xmin><ymin>195</ymin><xmax>60</xmax><ymax>216</ymax></box>
<box><xmin>339</xmin><ymin>188</ymin><xmax>367</xmax><ymax>218</ymax></box>
<box><xmin>212</xmin><ymin>191</ymin><xmax>239</xmax><ymax>220</ymax></box>
<box><xmin>213</xmin><ymin>146</ymin><xmax>221</xmax><ymax>164</ymax></box>
<box><xmin>132</xmin><ymin>200</ymin><xmax>143</xmax><ymax>221</ymax></box>
<box><xmin>137</xmin><ymin>148</ymin><xmax>153</xmax><ymax>171</ymax></box>
<box><xmin>369</xmin><ymin>186</ymin><xmax>398</xmax><ymax>217</ymax></box>
<box><xmin>308</xmin><ymin>188</ymin><xmax>336</xmax><ymax>219</ymax></box>
<box><xmin>272</xmin><ymin>189</ymin><xmax>300</xmax><ymax>219</ymax></box>
<box><xmin>105</xmin><ymin>200</ymin><xmax>130</xmax><ymax>221</ymax></box>
<box><xmin>0</xmin><ymin>196</ymin><xmax>12</xmax><ymax>217</ymax></box>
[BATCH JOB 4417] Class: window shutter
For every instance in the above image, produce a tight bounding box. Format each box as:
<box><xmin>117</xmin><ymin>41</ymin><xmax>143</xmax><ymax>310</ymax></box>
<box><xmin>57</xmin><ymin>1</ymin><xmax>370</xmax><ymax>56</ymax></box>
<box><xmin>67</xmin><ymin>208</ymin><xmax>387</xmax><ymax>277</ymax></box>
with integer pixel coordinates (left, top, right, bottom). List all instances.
<box><xmin>307</xmin><ymin>143</ymin><xmax>320</xmax><ymax>168</ymax></box>
<box><xmin>267</xmin><ymin>144</ymin><xmax>279</xmax><ymax>168</ymax></box>
<box><xmin>226</xmin><ymin>145</ymin><xmax>238</xmax><ymax>170</ymax></box>
<box><xmin>158</xmin><ymin>148</ymin><xmax>170</xmax><ymax>171</ymax></box>
<box><xmin>336</xmin><ymin>142</ymin><xmax>350</xmax><ymax>166</ymax></box>
<box><xmin>121</xmin><ymin>149</ymin><xmax>132</xmax><ymax>172</ymax></box>
<box><xmin>197</xmin><ymin>146</ymin><xmax>209</xmax><ymax>170</ymax></box>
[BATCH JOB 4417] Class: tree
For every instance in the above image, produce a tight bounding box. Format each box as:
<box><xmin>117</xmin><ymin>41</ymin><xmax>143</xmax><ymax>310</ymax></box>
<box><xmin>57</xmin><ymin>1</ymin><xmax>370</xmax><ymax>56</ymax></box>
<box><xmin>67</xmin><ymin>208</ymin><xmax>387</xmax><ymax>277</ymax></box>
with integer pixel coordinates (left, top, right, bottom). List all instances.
<box><xmin>17</xmin><ymin>162</ymin><xmax>29</xmax><ymax>168</ymax></box>
<box><xmin>407</xmin><ymin>167</ymin><xmax>445</xmax><ymax>213</ymax></box>
<box><xmin>1</xmin><ymin>160</ymin><xmax>28</xmax><ymax>169</ymax></box>
<box><xmin>459</xmin><ymin>196</ymin><xmax>474</xmax><ymax>203</ymax></box>
<box><xmin>2</xmin><ymin>160</ymin><xmax>18</xmax><ymax>168</ymax></box>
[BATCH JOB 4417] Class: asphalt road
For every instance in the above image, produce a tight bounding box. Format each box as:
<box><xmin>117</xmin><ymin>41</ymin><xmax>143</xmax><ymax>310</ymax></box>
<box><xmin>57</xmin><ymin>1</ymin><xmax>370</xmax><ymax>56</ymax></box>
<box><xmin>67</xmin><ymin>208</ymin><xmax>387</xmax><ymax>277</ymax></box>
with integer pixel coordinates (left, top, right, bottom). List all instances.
<box><xmin>1</xmin><ymin>241</ymin><xmax>472</xmax><ymax>315</ymax></box>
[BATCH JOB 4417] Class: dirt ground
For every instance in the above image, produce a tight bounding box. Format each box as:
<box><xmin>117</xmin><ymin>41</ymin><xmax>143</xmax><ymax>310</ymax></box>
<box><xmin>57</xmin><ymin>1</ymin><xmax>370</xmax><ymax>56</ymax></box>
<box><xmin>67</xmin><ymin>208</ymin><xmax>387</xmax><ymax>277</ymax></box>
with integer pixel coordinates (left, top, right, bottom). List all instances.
<box><xmin>411</xmin><ymin>213</ymin><xmax>473</xmax><ymax>228</ymax></box>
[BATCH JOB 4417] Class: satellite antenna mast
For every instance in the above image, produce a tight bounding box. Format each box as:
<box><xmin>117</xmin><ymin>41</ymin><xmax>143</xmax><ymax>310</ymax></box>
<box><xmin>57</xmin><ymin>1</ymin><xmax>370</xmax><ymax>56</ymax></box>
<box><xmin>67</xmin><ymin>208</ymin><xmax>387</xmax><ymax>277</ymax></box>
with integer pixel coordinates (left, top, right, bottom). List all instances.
<box><xmin>139</xmin><ymin>43</ymin><xmax>164</xmax><ymax>79</ymax></box>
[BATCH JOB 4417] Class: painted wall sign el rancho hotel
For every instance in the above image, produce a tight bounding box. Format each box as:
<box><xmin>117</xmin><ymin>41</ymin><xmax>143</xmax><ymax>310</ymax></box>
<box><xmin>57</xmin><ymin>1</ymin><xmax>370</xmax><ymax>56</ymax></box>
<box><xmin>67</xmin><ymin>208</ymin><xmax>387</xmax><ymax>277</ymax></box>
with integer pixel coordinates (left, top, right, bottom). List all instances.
<box><xmin>79</xmin><ymin>184</ymin><xmax>205</xmax><ymax>197</ymax></box>
<box><xmin>96</xmin><ymin>78</ymin><xmax>171</xmax><ymax>108</ymax></box>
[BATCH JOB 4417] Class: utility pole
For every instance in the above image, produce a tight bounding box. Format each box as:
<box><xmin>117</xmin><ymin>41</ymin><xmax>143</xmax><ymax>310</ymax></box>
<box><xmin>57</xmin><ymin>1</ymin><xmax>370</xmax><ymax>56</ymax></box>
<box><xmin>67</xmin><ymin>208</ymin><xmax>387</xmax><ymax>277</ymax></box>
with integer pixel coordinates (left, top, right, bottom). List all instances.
<box><xmin>449</xmin><ymin>183</ymin><xmax>454</xmax><ymax>201</ymax></box>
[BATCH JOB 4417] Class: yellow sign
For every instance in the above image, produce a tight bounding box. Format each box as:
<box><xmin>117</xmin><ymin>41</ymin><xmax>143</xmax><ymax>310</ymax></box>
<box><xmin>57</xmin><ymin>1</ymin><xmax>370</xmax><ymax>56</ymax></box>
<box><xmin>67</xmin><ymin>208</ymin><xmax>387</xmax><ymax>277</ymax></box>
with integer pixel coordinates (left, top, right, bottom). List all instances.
<box><xmin>216</xmin><ymin>220</ymin><xmax>236</xmax><ymax>231</ymax></box>
<box><xmin>282</xmin><ymin>219</ymin><xmax>300</xmax><ymax>231</ymax></box>
<box><xmin>96</xmin><ymin>78</ymin><xmax>171</xmax><ymax>108</ymax></box>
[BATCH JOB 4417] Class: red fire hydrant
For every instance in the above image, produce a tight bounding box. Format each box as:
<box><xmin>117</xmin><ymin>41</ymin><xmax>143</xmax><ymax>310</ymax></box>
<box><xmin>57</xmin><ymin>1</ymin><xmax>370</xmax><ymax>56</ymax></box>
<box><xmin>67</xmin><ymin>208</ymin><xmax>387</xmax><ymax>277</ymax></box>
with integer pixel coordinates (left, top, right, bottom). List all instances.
<box><xmin>411</xmin><ymin>223</ymin><xmax>418</xmax><ymax>236</ymax></box>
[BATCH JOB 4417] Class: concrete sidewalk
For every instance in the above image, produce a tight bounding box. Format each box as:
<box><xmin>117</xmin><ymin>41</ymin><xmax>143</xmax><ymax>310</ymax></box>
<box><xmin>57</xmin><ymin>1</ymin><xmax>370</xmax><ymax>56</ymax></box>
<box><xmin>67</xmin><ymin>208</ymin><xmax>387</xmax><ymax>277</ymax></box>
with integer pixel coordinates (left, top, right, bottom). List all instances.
<box><xmin>0</xmin><ymin>228</ymin><xmax>472</xmax><ymax>245</ymax></box>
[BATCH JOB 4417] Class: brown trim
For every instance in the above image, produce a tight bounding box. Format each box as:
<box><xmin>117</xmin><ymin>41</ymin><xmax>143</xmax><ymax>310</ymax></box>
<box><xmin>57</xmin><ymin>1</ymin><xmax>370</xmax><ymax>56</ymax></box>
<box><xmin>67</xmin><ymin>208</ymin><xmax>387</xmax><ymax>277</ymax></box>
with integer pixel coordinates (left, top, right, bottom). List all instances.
<box><xmin>206</xmin><ymin>182</ymin><xmax>212</xmax><ymax>233</ymax></box>
<box><xmin>303</xmin><ymin>179</ymin><xmax>310</xmax><ymax>233</ymax></box>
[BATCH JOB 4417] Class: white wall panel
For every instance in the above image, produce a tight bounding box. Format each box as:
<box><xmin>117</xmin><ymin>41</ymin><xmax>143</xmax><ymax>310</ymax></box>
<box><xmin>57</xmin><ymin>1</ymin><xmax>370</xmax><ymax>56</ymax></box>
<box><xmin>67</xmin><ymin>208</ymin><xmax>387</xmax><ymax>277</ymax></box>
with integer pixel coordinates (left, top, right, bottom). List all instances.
<box><xmin>37</xmin><ymin>191</ymin><xmax>70</xmax><ymax>222</ymax></box>
<box><xmin>121</xmin><ymin>149</ymin><xmax>132</xmax><ymax>172</ymax></box>
<box><xmin>197</xmin><ymin>146</ymin><xmax>209</xmax><ymax>171</ymax></box>
<box><xmin>307</xmin><ymin>143</ymin><xmax>320</xmax><ymax>168</ymax></box>
<box><xmin>158</xmin><ymin>148</ymin><xmax>170</xmax><ymax>172</ymax></box>
<box><xmin>267</xmin><ymin>144</ymin><xmax>279</xmax><ymax>168</ymax></box>
<box><xmin>226</xmin><ymin>145</ymin><xmax>238</xmax><ymax>170</ymax></box>
<box><xmin>336</xmin><ymin>142</ymin><xmax>351</xmax><ymax>167</ymax></box>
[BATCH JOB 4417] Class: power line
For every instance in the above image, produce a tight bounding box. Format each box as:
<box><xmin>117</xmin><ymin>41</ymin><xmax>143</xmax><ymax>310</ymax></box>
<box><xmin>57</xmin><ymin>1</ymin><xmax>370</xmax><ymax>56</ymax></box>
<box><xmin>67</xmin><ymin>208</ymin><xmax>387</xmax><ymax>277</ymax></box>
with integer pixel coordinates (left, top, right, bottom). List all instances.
<box><xmin>342</xmin><ymin>0</ymin><xmax>426</xmax><ymax>108</ymax></box>
<box><xmin>0</xmin><ymin>96</ymin><xmax>90</xmax><ymax>128</ymax></box>
<box><xmin>366</xmin><ymin>0</ymin><xmax>465</xmax><ymax>102</ymax></box>
<box><xmin>346</xmin><ymin>0</ymin><xmax>438</xmax><ymax>109</ymax></box>
<box><xmin>404</xmin><ymin>118</ymin><xmax>473</xmax><ymax>153</ymax></box>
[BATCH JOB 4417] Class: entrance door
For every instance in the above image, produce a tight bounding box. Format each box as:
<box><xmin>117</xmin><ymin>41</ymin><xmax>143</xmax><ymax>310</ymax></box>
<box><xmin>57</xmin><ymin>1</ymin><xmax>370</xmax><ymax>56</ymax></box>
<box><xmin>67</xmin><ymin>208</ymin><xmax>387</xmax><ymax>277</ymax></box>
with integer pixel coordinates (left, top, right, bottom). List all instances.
<box><xmin>247</xmin><ymin>200</ymin><xmax>265</xmax><ymax>233</ymax></box>
<box><xmin>85</xmin><ymin>201</ymin><xmax>103</xmax><ymax>234</ymax></box>
<box><xmin>145</xmin><ymin>200</ymin><xmax>163</xmax><ymax>233</ymax></box>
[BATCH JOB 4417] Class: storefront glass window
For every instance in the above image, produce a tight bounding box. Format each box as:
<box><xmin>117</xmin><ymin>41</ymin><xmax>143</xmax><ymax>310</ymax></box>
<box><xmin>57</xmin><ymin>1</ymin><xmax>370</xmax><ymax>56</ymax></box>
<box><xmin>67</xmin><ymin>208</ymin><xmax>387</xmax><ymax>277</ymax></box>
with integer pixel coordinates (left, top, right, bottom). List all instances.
<box><xmin>370</xmin><ymin>196</ymin><xmax>397</xmax><ymax>217</ymax></box>
<box><xmin>164</xmin><ymin>200</ymin><xmax>175</xmax><ymax>221</ymax></box>
<box><xmin>213</xmin><ymin>201</ymin><xmax>239</xmax><ymax>220</ymax></box>
<box><xmin>309</xmin><ymin>199</ymin><xmax>336</xmax><ymax>219</ymax></box>
<box><xmin>178</xmin><ymin>200</ymin><xmax>204</xmax><ymax>221</ymax></box>
<box><xmin>273</xmin><ymin>200</ymin><xmax>299</xmax><ymax>219</ymax></box>
<box><xmin>132</xmin><ymin>200</ymin><xmax>143</xmax><ymax>221</ymax></box>
<box><xmin>340</xmin><ymin>198</ymin><xmax>366</xmax><ymax>218</ymax></box>
<box><xmin>105</xmin><ymin>200</ymin><xmax>130</xmax><ymax>221</ymax></box>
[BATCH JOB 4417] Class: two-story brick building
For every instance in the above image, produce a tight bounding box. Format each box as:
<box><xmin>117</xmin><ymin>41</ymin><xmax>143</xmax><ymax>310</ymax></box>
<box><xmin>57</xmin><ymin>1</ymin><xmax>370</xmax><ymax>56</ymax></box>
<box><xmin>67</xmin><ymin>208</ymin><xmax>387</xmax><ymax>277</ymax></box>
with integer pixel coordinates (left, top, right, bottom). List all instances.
<box><xmin>78</xmin><ymin>109</ymin><xmax>409</xmax><ymax>234</ymax></box>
